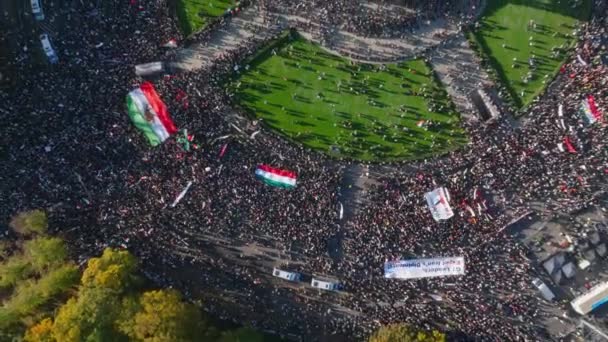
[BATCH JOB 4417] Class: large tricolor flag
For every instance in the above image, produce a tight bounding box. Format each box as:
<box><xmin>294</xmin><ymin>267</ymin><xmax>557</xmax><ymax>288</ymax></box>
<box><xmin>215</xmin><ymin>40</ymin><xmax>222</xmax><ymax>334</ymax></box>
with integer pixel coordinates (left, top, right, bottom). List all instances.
<box><xmin>579</xmin><ymin>95</ymin><xmax>602</xmax><ymax>125</ymax></box>
<box><xmin>255</xmin><ymin>164</ymin><xmax>297</xmax><ymax>189</ymax></box>
<box><xmin>126</xmin><ymin>82</ymin><xmax>177</xmax><ymax>146</ymax></box>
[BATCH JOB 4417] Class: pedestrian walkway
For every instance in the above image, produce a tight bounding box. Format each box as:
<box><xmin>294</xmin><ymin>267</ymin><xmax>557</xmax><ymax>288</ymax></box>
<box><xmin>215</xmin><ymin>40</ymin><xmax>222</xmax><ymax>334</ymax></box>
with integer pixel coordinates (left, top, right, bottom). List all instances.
<box><xmin>429</xmin><ymin>33</ymin><xmax>493</xmax><ymax>120</ymax></box>
<box><xmin>169</xmin><ymin>2</ymin><xmax>494</xmax><ymax>125</ymax></box>
<box><xmin>172</xmin><ymin>4</ymin><xmax>466</xmax><ymax>70</ymax></box>
<box><xmin>283</xmin><ymin>13</ymin><xmax>459</xmax><ymax>64</ymax></box>
<box><xmin>171</xmin><ymin>6</ymin><xmax>276</xmax><ymax>71</ymax></box>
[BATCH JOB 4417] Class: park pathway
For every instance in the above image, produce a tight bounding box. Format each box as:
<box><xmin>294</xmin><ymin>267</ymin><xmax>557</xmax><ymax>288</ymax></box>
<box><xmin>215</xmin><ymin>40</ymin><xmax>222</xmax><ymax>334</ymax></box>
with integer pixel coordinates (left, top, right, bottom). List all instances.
<box><xmin>171</xmin><ymin>5</ymin><xmax>277</xmax><ymax>71</ymax></box>
<box><xmin>428</xmin><ymin>33</ymin><xmax>493</xmax><ymax>120</ymax></box>
<box><xmin>283</xmin><ymin>13</ymin><xmax>459</xmax><ymax>63</ymax></box>
<box><xmin>170</xmin><ymin>2</ymin><xmax>474</xmax><ymax>71</ymax></box>
<box><xmin>168</xmin><ymin>1</ymin><xmax>496</xmax><ymax>125</ymax></box>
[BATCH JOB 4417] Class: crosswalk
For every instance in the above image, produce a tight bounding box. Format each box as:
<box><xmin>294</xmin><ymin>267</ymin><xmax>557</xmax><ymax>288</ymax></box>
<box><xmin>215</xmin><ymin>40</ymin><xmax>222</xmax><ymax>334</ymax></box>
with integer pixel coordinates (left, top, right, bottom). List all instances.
<box><xmin>38</xmin><ymin>21</ymin><xmax>56</xmax><ymax>36</ymax></box>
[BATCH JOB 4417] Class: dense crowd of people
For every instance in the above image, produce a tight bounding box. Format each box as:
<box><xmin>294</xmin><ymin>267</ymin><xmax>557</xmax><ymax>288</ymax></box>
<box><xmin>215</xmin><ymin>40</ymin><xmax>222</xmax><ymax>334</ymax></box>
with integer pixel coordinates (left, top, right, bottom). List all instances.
<box><xmin>262</xmin><ymin>0</ymin><xmax>474</xmax><ymax>38</ymax></box>
<box><xmin>337</xmin><ymin>2</ymin><xmax>608</xmax><ymax>339</ymax></box>
<box><xmin>1</xmin><ymin>0</ymin><xmax>607</xmax><ymax>340</ymax></box>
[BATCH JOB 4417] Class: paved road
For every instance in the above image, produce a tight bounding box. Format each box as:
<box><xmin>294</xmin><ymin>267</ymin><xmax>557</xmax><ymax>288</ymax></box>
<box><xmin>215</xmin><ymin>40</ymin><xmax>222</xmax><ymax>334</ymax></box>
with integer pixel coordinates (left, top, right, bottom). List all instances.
<box><xmin>329</xmin><ymin>164</ymin><xmax>378</xmax><ymax>262</ymax></box>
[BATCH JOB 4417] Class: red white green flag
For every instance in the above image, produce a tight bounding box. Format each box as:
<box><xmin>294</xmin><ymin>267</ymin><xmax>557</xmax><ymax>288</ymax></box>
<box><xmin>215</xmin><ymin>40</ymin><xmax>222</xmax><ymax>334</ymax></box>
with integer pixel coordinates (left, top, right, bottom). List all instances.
<box><xmin>126</xmin><ymin>82</ymin><xmax>177</xmax><ymax>146</ymax></box>
<box><xmin>255</xmin><ymin>164</ymin><xmax>297</xmax><ymax>188</ymax></box>
<box><xmin>580</xmin><ymin>95</ymin><xmax>602</xmax><ymax>125</ymax></box>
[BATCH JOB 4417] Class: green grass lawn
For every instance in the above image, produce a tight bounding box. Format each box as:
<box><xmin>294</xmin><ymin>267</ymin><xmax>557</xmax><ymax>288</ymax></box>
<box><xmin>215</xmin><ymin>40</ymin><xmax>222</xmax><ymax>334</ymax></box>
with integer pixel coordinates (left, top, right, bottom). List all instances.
<box><xmin>176</xmin><ymin>0</ymin><xmax>235</xmax><ymax>36</ymax></box>
<box><xmin>230</xmin><ymin>33</ymin><xmax>467</xmax><ymax>162</ymax></box>
<box><xmin>470</xmin><ymin>0</ymin><xmax>591</xmax><ymax>108</ymax></box>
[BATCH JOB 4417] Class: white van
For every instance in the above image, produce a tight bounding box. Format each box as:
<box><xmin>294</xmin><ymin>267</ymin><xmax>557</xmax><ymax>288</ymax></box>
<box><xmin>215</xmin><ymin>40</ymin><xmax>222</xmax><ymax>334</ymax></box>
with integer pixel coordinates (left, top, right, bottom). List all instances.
<box><xmin>533</xmin><ymin>278</ymin><xmax>555</xmax><ymax>301</ymax></box>
<box><xmin>40</xmin><ymin>34</ymin><xmax>58</xmax><ymax>64</ymax></box>
<box><xmin>272</xmin><ymin>268</ymin><xmax>300</xmax><ymax>282</ymax></box>
<box><xmin>31</xmin><ymin>0</ymin><xmax>45</xmax><ymax>21</ymax></box>
<box><xmin>311</xmin><ymin>278</ymin><xmax>340</xmax><ymax>291</ymax></box>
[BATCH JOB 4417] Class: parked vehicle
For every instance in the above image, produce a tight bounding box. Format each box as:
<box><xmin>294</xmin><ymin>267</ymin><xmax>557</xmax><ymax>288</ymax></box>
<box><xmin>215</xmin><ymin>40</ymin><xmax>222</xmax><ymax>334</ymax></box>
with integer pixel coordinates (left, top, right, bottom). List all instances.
<box><xmin>40</xmin><ymin>34</ymin><xmax>58</xmax><ymax>64</ymax></box>
<box><xmin>272</xmin><ymin>268</ymin><xmax>301</xmax><ymax>282</ymax></box>
<box><xmin>31</xmin><ymin>0</ymin><xmax>45</xmax><ymax>21</ymax></box>
<box><xmin>311</xmin><ymin>278</ymin><xmax>340</xmax><ymax>291</ymax></box>
<box><xmin>532</xmin><ymin>278</ymin><xmax>555</xmax><ymax>301</ymax></box>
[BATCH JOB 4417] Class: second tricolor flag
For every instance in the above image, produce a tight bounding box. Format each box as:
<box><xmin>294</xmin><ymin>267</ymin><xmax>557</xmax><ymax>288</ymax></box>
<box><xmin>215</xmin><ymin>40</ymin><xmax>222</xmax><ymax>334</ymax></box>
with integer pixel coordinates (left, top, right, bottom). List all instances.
<box><xmin>255</xmin><ymin>164</ymin><xmax>297</xmax><ymax>189</ymax></box>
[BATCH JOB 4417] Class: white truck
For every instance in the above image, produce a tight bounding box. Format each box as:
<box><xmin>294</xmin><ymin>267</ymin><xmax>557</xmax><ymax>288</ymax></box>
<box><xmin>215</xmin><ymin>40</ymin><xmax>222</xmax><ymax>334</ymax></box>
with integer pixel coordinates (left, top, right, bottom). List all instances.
<box><xmin>40</xmin><ymin>34</ymin><xmax>58</xmax><ymax>64</ymax></box>
<box><xmin>31</xmin><ymin>0</ymin><xmax>45</xmax><ymax>21</ymax></box>
<box><xmin>533</xmin><ymin>277</ymin><xmax>555</xmax><ymax>301</ymax></box>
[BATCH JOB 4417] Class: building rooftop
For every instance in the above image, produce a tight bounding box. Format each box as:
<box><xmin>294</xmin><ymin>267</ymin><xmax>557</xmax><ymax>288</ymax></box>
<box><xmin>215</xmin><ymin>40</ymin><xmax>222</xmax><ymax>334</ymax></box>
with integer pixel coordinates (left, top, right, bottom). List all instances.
<box><xmin>508</xmin><ymin>206</ymin><xmax>608</xmax><ymax>306</ymax></box>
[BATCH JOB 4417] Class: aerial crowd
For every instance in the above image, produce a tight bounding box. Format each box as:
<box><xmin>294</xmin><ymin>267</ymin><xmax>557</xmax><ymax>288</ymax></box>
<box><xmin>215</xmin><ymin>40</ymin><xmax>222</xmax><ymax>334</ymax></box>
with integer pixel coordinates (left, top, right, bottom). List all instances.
<box><xmin>261</xmin><ymin>0</ymin><xmax>456</xmax><ymax>38</ymax></box>
<box><xmin>1</xmin><ymin>0</ymin><xmax>607</xmax><ymax>340</ymax></box>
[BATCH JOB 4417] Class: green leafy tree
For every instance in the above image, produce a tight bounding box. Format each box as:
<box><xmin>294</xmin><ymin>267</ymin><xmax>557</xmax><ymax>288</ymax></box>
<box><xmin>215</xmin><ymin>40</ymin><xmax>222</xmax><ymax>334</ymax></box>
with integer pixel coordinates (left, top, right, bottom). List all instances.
<box><xmin>219</xmin><ymin>327</ymin><xmax>265</xmax><ymax>342</ymax></box>
<box><xmin>51</xmin><ymin>287</ymin><xmax>127</xmax><ymax>342</ymax></box>
<box><xmin>10</xmin><ymin>209</ymin><xmax>48</xmax><ymax>235</ymax></box>
<box><xmin>0</xmin><ymin>236</ymin><xmax>68</xmax><ymax>288</ymax></box>
<box><xmin>25</xmin><ymin>247</ymin><xmax>266</xmax><ymax>342</ymax></box>
<box><xmin>369</xmin><ymin>323</ymin><xmax>446</xmax><ymax>342</ymax></box>
<box><xmin>0</xmin><ymin>308</ymin><xmax>19</xmax><ymax>330</ymax></box>
<box><xmin>82</xmin><ymin>248</ymin><xmax>138</xmax><ymax>292</ymax></box>
<box><xmin>0</xmin><ymin>213</ymin><xmax>77</xmax><ymax>337</ymax></box>
<box><xmin>118</xmin><ymin>289</ymin><xmax>215</xmax><ymax>342</ymax></box>
<box><xmin>0</xmin><ymin>255</ymin><xmax>32</xmax><ymax>288</ymax></box>
<box><xmin>115</xmin><ymin>294</ymin><xmax>140</xmax><ymax>333</ymax></box>
<box><xmin>1</xmin><ymin>264</ymin><xmax>78</xmax><ymax>329</ymax></box>
<box><xmin>23</xmin><ymin>237</ymin><xmax>68</xmax><ymax>272</ymax></box>
<box><xmin>50</xmin><ymin>249</ymin><xmax>140</xmax><ymax>342</ymax></box>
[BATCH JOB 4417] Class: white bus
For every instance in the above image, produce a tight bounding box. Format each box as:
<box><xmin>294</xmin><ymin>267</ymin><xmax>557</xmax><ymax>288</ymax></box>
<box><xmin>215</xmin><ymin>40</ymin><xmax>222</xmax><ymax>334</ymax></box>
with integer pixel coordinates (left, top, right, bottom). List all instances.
<box><xmin>40</xmin><ymin>34</ymin><xmax>58</xmax><ymax>64</ymax></box>
<box><xmin>31</xmin><ymin>0</ymin><xmax>45</xmax><ymax>21</ymax></box>
<box><xmin>311</xmin><ymin>278</ymin><xmax>340</xmax><ymax>291</ymax></box>
<box><xmin>272</xmin><ymin>268</ymin><xmax>300</xmax><ymax>282</ymax></box>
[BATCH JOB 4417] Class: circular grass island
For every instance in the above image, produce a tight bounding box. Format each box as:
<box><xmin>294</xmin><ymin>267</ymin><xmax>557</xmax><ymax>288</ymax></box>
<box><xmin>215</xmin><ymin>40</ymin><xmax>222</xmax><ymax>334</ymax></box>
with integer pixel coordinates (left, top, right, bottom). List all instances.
<box><xmin>229</xmin><ymin>32</ymin><xmax>467</xmax><ymax>162</ymax></box>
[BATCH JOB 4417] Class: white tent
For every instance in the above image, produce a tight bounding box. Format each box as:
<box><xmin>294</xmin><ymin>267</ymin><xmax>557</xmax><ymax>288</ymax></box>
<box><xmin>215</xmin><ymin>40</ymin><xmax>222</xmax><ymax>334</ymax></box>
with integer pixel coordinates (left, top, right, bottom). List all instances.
<box><xmin>596</xmin><ymin>243</ymin><xmax>607</xmax><ymax>257</ymax></box>
<box><xmin>562</xmin><ymin>262</ymin><xmax>576</xmax><ymax>279</ymax></box>
<box><xmin>589</xmin><ymin>231</ymin><xmax>601</xmax><ymax>245</ymax></box>
<box><xmin>583</xmin><ymin>249</ymin><xmax>597</xmax><ymax>262</ymax></box>
<box><xmin>543</xmin><ymin>253</ymin><xmax>566</xmax><ymax>275</ymax></box>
